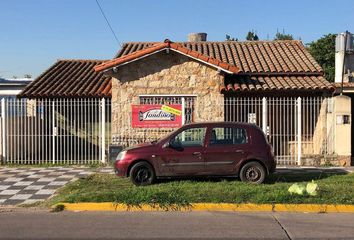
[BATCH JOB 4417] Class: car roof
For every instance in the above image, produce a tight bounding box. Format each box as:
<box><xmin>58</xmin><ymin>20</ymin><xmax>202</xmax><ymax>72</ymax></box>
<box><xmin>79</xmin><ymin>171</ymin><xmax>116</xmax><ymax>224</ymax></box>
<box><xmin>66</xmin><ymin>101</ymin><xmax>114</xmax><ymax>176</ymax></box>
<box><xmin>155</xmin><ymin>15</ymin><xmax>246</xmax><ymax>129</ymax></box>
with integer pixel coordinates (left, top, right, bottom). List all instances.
<box><xmin>183</xmin><ymin>121</ymin><xmax>258</xmax><ymax>128</ymax></box>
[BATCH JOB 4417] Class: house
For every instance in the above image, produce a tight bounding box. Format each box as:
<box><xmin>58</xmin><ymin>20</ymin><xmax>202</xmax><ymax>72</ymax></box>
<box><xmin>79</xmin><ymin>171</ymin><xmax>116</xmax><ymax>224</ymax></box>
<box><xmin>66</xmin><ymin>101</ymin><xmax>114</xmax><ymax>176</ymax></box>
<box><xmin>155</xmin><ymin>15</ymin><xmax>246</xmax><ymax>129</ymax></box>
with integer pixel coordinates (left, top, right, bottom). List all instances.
<box><xmin>5</xmin><ymin>60</ymin><xmax>112</xmax><ymax>164</ymax></box>
<box><xmin>93</xmin><ymin>33</ymin><xmax>343</xmax><ymax>166</ymax></box>
<box><xmin>0</xmin><ymin>77</ymin><xmax>32</xmax><ymax>99</ymax></box>
<box><xmin>334</xmin><ymin>31</ymin><xmax>354</xmax><ymax>165</ymax></box>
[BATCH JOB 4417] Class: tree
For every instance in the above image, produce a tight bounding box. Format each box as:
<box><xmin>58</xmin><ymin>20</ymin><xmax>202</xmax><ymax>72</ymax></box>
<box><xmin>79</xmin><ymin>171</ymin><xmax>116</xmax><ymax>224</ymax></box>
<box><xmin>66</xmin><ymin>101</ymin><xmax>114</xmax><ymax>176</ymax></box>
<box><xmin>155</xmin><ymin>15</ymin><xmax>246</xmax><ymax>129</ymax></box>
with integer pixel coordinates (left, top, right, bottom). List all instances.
<box><xmin>24</xmin><ymin>74</ymin><xmax>32</xmax><ymax>79</ymax></box>
<box><xmin>307</xmin><ymin>34</ymin><xmax>336</xmax><ymax>82</ymax></box>
<box><xmin>246</xmin><ymin>31</ymin><xmax>259</xmax><ymax>41</ymax></box>
<box><xmin>225</xmin><ymin>34</ymin><xmax>238</xmax><ymax>41</ymax></box>
<box><xmin>274</xmin><ymin>32</ymin><xmax>293</xmax><ymax>40</ymax></box>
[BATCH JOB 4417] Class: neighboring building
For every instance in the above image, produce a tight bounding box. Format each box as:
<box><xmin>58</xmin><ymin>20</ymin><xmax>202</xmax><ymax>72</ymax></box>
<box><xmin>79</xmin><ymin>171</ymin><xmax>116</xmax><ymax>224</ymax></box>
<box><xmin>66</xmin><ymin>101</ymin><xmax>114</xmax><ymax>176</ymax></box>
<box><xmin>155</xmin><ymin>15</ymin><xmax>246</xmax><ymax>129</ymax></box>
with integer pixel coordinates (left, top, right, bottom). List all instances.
<box><xmin>0</xmin><ymin>77</ymin><xmax>32</xmax><ymax>99</ymax></box>
<box><xmin>334</xmin><ymin>31</ymin><xmax>354</xmax><ymax>165</ymax></box>
<box><xmin>19</xmin><ymin>59</ymin><xmax>111</xmax><ymax>98</ymax></box>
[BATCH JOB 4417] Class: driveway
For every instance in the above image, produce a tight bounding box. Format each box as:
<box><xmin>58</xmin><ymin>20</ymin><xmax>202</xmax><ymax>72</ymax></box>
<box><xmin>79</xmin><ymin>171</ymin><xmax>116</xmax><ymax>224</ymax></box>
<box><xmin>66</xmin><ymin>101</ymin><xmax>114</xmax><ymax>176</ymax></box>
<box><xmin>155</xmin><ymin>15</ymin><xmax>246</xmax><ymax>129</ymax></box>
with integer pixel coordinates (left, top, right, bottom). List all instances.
<box><xmin>0</xmin><ymin>167</ymin><xmax>102</xmax><ymax>205</ymax></box>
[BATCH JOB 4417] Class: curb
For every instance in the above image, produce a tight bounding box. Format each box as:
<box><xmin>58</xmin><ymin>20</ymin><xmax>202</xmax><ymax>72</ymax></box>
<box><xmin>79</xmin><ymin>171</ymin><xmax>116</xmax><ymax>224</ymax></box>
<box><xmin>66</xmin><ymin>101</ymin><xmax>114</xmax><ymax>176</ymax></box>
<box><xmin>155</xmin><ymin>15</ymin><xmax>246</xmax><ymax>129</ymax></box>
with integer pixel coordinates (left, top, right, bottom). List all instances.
<box><xmin>57</xmin><ymin>203</ymin><xmax>354</xmax><ymax>213</ymax></box>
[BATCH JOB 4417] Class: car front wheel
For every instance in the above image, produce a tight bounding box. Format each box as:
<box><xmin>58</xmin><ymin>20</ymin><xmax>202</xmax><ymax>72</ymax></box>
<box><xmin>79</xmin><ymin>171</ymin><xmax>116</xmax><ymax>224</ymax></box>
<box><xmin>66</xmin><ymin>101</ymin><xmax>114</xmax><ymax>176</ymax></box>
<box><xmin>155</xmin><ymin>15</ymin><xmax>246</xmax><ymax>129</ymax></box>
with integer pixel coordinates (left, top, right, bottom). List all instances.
<box><xmin>239</xmin><ymin>161</ymin><xmax>266</xmax><ymax>184</ymax></box>
<box><xmin>130</xmin><ymin>162</ymin><xmax>155</xmax><ymax>186</ymax></box>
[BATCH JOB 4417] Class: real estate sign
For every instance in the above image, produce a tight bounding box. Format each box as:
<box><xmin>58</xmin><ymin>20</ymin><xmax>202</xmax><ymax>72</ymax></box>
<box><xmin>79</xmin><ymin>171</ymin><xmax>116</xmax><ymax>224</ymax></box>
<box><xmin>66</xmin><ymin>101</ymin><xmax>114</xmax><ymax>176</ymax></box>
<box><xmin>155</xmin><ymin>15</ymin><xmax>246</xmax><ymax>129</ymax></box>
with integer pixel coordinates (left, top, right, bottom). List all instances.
<box><xmin>131</xmin><ymin>104</ymin><xmax>182</xmax><ymax>128</ymax></box>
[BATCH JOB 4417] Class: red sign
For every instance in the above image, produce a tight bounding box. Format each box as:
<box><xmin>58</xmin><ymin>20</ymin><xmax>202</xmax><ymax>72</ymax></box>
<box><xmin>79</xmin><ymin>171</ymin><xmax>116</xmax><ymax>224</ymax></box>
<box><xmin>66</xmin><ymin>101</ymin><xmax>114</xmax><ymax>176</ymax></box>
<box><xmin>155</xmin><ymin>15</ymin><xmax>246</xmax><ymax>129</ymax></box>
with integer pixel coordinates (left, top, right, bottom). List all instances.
<box><xmin>132</xmin><ymin>104</ymin><xmax>182</xmax><ymax>128</ymax></box>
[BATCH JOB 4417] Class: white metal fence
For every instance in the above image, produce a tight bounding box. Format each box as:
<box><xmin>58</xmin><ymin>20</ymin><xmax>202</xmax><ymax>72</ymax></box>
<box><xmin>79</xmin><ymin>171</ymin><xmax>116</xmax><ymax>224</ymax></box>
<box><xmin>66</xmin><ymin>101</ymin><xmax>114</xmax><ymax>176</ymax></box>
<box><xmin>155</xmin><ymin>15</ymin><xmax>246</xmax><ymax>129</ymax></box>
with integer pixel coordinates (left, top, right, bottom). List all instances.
<box><xmin>224</xmin><ymin>97</ymin><xmax>334</xmax><ymax>165</ymax></box>
<box><xmin>0</xmin><ymin>98</ymin><xmax>111</xmax><ymax>164</ymax></box>
<box><xmin>0</xmin><ymin>96</ymin><xmax>334</xmax><ymax>165</ymax></box>
<box><xmin>112</xmin><ymin>96</ymin><xmax>334</xmax><ymax>165</ymax></box>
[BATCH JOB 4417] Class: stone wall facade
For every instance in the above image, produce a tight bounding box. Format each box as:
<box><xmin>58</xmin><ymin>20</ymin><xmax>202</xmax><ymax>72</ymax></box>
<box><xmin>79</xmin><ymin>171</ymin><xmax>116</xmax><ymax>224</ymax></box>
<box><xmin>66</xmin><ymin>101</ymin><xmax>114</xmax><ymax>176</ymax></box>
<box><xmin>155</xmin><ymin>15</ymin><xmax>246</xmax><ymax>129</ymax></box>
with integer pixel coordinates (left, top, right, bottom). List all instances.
<box><xmin>110</xmin><ymin>51</ymin><xmax>224</xmax><ymax>145</ymax></box>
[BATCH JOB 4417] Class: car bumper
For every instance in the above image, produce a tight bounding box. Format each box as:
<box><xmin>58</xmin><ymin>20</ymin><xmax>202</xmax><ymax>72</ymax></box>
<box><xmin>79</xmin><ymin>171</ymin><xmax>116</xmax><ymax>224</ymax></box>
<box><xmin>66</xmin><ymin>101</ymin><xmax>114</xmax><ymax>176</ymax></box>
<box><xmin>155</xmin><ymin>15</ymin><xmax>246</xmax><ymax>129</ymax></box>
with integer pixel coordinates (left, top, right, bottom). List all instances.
<box><xmin>269</xmin><ymin>160</ymin><xmax>276</xmax><ymax>174</ymax></box>
<box><xmin>114</xmin><ymin>160</ymin><xmax>129</xmax><ymax>177</ymax></box>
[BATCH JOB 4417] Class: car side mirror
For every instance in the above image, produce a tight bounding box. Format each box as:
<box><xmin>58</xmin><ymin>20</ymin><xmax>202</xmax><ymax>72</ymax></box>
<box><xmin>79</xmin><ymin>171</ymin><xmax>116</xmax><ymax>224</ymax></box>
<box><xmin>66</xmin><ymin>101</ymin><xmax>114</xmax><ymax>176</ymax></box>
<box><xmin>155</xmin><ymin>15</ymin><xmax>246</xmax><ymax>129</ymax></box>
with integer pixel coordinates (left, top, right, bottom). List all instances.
<box><xmin>162</xmin><ymin>141</ymin><xmax>170</xmax><ymax>148</ymax></box>
<box><xmin>169</xmin><ymin>139</ymin><xmax>184</xmax><ymax>151</ymax></box>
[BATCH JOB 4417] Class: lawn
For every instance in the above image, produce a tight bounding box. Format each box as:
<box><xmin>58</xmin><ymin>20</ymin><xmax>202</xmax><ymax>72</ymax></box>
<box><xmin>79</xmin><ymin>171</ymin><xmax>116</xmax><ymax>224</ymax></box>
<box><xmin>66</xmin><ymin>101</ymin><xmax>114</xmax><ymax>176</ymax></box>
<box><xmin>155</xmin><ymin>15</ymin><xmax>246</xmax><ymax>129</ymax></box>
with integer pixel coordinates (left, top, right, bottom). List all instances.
<box><xmin>46</xmin><ymin>172</ymin><xmax>354</xmax><ymax>208</ymax></box>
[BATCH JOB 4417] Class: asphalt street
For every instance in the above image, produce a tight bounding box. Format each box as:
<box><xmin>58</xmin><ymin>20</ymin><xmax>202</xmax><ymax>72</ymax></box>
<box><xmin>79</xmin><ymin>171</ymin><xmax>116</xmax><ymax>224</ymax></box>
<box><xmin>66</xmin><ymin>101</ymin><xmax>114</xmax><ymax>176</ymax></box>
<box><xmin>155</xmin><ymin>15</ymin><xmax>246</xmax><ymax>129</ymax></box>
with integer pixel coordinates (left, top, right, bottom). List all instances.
<box><xmin>0</xmin><ymin>209</ymin><xmax>353</xmax><ymax>239</ymax></box>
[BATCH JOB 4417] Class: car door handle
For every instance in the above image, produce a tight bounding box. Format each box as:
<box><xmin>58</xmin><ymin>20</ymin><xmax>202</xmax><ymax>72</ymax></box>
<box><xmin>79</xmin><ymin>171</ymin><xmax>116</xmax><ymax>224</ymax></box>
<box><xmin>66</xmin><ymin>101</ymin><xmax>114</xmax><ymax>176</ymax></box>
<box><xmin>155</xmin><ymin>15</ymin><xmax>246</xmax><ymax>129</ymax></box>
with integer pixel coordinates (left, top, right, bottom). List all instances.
<box><xmin>192</xmin><ymin>152</ymin><xmax>201</xmax><ymax>155</ymax></box>
<box><xmin>235</xmin><ymin>150</ymin><xmax>244</xmax><ymax>153</ymax></box>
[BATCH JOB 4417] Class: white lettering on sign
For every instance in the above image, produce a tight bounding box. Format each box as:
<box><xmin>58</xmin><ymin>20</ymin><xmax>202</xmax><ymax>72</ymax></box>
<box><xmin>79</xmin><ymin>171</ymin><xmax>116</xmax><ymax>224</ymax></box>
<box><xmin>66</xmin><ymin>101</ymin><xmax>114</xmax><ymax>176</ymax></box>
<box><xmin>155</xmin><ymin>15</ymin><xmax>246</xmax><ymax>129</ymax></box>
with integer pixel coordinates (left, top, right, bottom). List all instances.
<box><xmin>139</xmin><ymin>109</ymin><xmax>175</xmax><ymax>121</ymax></box>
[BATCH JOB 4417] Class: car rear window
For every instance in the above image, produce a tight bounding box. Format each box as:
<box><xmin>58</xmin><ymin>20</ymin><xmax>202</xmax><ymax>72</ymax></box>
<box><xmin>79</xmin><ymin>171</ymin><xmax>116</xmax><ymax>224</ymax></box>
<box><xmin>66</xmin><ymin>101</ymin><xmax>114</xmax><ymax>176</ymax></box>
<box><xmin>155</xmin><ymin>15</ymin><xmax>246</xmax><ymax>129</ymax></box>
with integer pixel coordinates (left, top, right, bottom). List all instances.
<box><xmin>210</xmin><ymin>127</ymin><xmax>247</xmax><ymax>145</ymax></box>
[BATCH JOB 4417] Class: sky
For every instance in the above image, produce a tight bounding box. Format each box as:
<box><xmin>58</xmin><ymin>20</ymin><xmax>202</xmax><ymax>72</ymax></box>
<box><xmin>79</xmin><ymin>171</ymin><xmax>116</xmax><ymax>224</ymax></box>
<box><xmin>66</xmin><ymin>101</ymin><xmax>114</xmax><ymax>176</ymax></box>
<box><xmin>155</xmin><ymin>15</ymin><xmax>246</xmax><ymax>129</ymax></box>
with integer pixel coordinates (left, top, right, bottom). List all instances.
<box><xmin>0</xmin><ymin>0</ymin><xmax>353</xmax><ymax>79</ymax></box>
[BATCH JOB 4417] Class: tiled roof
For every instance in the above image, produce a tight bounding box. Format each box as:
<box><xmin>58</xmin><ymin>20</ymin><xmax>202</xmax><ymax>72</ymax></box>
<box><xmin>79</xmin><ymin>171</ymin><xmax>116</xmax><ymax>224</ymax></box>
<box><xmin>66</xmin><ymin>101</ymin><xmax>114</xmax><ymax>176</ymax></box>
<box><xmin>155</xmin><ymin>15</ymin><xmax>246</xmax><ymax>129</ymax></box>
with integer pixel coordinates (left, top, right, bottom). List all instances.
<box><xmin>222</xmin><ymin>75</ymin><xmax>335</xmax><ymax>93</ymax></box>
<box><xmin>106</xmin><ymin>39</ymin><xmax>333</xmax><ymax>93</ymax></box>
<box><xmin>18</xmin><ymin>59</ymin><xmax>111</xmax><ymax>98</ymax></box>
<box><xmin>94</xmin><ymin>40</ymin><xmax>239</xmax><ymax>73</ymax></box>
<box><xmin>114</xmin><ymin>40</ymin><xmax>323</xmax><ymax>74</ymax></box>
<box><xmin>334</xmin><ymin>82</ymin><xmax>354</xmax><ymax>88</ymax></box>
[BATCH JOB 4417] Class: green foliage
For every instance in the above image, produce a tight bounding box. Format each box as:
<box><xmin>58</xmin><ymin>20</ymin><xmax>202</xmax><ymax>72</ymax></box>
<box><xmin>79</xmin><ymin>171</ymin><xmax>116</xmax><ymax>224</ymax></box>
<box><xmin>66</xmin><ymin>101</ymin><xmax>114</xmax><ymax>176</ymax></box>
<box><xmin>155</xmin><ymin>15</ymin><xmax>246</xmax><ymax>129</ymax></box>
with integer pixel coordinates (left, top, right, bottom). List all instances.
<box><xmin>225</xmin><ymin>34</ymin><xmax>238</xmax><ymax>41</ymax></box>
<box><xmin>274</xmin><ymin>32</ymin><xmax>293</xmax><ymax>40</ymax></box>
<box><xmin>307</xmin><ymin>34</ymin><xmax>336</xmax><ymax>82</ymax></box>
<box><xmin>246</xmin><ymin>31</ymin><xmax>259</xmax><ymax>41</ymax></box>
<box><xmin>51</xmin><ymin>204</ymin><xmax>65</xmax><ymax>212</ymax></box>
<box><xmin>45</xmin><ymin>172</ymin><xmax>354</xmax><ymax>207</ymax></box>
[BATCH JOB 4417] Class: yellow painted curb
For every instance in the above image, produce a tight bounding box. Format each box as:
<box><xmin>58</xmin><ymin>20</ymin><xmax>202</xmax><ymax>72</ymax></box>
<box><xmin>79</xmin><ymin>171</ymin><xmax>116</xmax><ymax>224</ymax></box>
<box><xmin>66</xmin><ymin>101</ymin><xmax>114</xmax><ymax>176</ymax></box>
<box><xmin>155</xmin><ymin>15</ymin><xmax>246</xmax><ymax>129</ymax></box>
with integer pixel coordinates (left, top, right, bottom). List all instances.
<box><xmin>56</xmin><ymin>203</ymin><xmax>354</xmax><ymax>213</ymax></box>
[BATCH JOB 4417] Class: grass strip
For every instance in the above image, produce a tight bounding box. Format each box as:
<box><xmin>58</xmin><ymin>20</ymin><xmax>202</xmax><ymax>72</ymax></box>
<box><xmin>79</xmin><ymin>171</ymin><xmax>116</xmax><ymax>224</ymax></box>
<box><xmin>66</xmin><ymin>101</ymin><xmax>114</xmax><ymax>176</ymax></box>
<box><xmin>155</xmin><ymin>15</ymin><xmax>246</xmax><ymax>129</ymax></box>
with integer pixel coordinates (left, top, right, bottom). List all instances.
<box><xmin>45</xmin><ymin>172</ymin><xmax>354</xmax><ymax>209</ymax></box>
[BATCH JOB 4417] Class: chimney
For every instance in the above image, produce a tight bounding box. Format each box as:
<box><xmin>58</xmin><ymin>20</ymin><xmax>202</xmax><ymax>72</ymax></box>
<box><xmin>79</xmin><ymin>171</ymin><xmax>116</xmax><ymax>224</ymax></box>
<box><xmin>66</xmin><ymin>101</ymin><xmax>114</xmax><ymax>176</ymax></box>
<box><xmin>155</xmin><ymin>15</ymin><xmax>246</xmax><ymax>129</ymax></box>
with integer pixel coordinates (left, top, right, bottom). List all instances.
<box><xmin>188</xmin><ymin>33</ymin><xmax>207</xmax><ymax>42</ymax></box>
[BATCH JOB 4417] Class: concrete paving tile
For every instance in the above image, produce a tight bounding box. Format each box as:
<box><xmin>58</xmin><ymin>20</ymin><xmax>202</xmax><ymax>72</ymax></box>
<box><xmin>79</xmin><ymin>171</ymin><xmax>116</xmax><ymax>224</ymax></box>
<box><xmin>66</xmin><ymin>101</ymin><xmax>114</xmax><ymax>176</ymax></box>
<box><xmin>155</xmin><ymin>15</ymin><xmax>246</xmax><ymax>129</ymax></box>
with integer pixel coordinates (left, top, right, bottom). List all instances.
<box><xmin>42</xmin><ymin>185</ymin><xmax>61</xmax><ymax>190</ymax></box>
<box><xmin>37</xmin><ymin>178</ymin><xmax>56</xmax><ymax>182</ymax></box>
<box><xmin>10</xmin><ymin>194</ymin><xmax>32</xmax><ymax>200</ymax></box>
<box><xmin>0</xmin><ymin>185</ymin><xmax>10</xmax><ymax>190</ymax></box>
<box><xmin>18</xmin><ymin>189</ymin><xmax>38</xmax><ymax>195</ymax></box>
<box><xmin>29</xmin><ymin>194</ymin><xmax>52</xmax><ymax>200</ymax></box>
<box><xmin>24</xmin><ymin>185</ymin><xmax>45</xmax><ymax>190</ymax></box>
<box><xmin>0</xmin><ymin>189</ymin><xmax>21</xmax><ymax>195</ymax></box>
<box><xmin>35</xmin><ymin>189</ymin><xmax>56</xmax><ymax>195</ymax></box>
<box><xmin>3</xmin><ymin>199</ymin><xmax>25</xmax><ymax>205</ymax></box>
<box><xmin>14</xmin><ymin>181</ymin><xmax>34</xmax><ymax>186</ymax></box>
<box><xmin>0</xmin><ymin>195</ymin><xmax>12</xmax><ymax>199</ymax></box>
<box><xmin>48</xmin><ymin>181</ymin><xmax>67</xmax><ymax>186</ymax></box>
<box><xmin>27</xmin><ymin>174</ymin><xmax>46</xmax><ymax>178</ymax></box>
<box><xmin>4</xmin><ymin>178</ymin><xmax>24</xmax><ymax>182</ymax></box>
<box><xmin>7</xmin><ymin>186</ymin><xmax>26</xmax><ymax>190</ymax></box>
<box><xmin>32</xmin><ymin>181</ymin><xmax>50</xmax><ymax>185</ymax></box>
<box><xmin>22</xmin><ymin>199</ymin><xmax>41</xmax><ymax>205</ymax></box>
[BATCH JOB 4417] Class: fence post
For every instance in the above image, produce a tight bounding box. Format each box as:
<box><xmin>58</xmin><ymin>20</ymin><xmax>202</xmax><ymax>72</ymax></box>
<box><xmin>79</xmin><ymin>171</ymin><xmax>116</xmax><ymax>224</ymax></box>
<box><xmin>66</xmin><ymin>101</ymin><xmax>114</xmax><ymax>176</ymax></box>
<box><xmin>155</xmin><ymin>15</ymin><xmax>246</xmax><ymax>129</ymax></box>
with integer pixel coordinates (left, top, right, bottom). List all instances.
<box><xmin>1</xmin><ymin>98</ymin><xmax>6</xmax><ymax>164</ymax></box>
<box><xmin>262</xmin><ymin>97</ymin><xmax>267</xmax><ymax>134</ymax></box>
<box><xmin>101</xmin><ymin>98</ymin><xmax>106</xmax><ymax>164</ymax></box>
<box><xmin>52</xmin><ymin>100</ymin><xmax>55</xmax><ymax>164</ymax></box>
<box><xmin>181</xmin><ymin>97</ymin><xmax>185</xmax><ymax>125</ymax></box>
<box><xmin>297</xmin><ymin>97</ymin><xmax>302</xmax><ymax>165</ymax></box>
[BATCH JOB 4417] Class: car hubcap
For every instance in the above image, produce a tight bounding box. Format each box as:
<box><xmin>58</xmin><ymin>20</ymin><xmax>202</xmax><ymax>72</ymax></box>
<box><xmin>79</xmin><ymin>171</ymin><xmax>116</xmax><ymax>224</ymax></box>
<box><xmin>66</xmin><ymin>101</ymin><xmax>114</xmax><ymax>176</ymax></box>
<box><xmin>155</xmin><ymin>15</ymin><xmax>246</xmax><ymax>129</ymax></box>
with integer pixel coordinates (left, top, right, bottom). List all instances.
<box><xmin>135</xmin><ymin>168</ymin><xmax>150</xmax><ymax>183</ymax></box>
<box><xmin>245</xmin><ymin>167</ymin><xmax>261</xmax><ymax>182</ymax></box>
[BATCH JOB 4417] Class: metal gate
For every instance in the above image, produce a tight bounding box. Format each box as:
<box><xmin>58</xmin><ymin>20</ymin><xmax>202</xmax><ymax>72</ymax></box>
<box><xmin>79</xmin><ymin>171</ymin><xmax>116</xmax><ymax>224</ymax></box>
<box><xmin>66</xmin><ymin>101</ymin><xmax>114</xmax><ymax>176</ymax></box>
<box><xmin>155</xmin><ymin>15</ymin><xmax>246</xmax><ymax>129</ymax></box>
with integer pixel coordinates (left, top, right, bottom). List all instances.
<box><xmin>0</xmin><ymin>98</ymin><xmax>111</xmax><ymax>164</ymax></box>
<box><xmin>224</xmin><ymin>97</ymin><xmax>334</xmax><ymax>165</ymax></box>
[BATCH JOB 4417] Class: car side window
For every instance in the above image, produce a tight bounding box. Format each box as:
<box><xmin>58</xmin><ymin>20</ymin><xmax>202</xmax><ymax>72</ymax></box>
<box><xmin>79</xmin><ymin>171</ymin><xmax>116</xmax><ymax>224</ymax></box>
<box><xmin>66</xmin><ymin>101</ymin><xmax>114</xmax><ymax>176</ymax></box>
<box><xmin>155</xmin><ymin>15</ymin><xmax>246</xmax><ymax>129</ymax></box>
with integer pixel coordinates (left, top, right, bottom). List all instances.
<box><xmin>210</xmin><ymin>127</ymin><xmax>247</xmax><ymax>145</ymax></box>
<box><xmin>171</xmin><ymin>127</ymin><xmax>207</xmax><ymax>147</ymax></box>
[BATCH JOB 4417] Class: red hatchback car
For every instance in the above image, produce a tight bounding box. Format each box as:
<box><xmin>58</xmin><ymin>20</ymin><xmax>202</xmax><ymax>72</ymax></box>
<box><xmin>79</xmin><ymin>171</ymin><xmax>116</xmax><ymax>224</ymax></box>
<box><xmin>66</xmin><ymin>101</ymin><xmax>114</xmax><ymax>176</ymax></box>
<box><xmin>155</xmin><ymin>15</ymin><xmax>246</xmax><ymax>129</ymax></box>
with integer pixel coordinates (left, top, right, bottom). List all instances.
<box><xmin>115</xmin><ymin>122</ymin><xmax>276</xmax><ymax>186</ymax></box>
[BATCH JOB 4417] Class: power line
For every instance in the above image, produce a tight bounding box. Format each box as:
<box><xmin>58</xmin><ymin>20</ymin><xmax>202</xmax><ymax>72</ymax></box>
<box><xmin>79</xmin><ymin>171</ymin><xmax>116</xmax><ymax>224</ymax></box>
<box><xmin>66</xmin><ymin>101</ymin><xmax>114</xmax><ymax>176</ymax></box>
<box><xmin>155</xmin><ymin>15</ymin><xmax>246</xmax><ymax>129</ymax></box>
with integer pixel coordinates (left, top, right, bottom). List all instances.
<box><xmin>95</xmin><ymin>0</ymin><xmax>122</xmax><ymax>47</ymax></box>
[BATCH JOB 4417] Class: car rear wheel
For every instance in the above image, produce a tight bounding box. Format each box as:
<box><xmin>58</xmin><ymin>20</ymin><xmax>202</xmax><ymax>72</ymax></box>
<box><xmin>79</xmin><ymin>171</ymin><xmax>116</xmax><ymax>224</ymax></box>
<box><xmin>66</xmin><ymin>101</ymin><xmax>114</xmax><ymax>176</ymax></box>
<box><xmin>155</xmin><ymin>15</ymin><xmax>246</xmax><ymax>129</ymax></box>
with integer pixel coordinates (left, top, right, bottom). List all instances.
<box><xmin>130</xmin><ymin>162</ymin><xmax>155</xmax><ymax>186</ymax></box>
<box><xmin>239</xmin><ymin>161</ymin><xmax>266</xmax><ymax>184</ymax></box>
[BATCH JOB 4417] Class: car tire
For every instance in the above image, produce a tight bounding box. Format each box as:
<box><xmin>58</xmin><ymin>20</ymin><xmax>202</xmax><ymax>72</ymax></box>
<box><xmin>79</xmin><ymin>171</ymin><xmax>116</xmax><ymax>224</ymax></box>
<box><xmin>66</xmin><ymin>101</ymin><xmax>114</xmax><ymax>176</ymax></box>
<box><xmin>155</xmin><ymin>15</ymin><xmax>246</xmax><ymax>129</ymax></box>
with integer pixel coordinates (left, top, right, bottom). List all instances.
<box><xmin>239</xmin><ymin>161</ymin><xmax>266</xmax><ymax>184</ymax></box>
<box><xmin>130</xmin><ymin>162</ymin><xmax>155</xmax><ymax>186</ymax></box>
